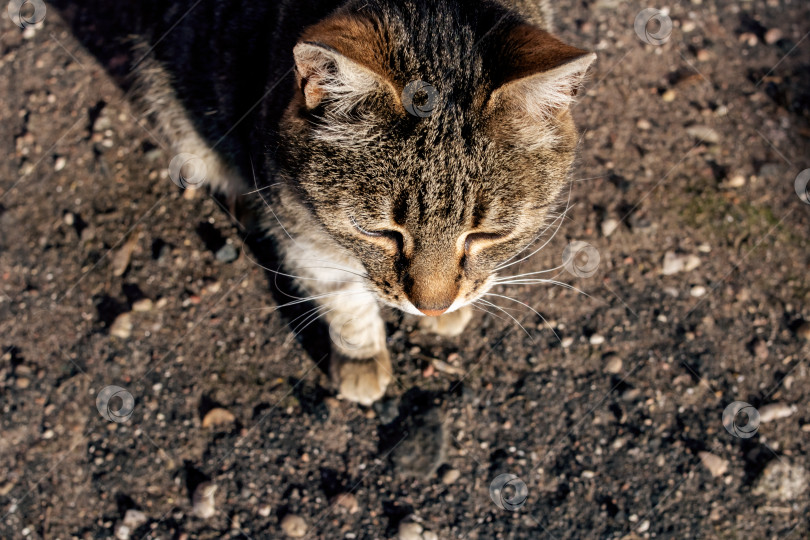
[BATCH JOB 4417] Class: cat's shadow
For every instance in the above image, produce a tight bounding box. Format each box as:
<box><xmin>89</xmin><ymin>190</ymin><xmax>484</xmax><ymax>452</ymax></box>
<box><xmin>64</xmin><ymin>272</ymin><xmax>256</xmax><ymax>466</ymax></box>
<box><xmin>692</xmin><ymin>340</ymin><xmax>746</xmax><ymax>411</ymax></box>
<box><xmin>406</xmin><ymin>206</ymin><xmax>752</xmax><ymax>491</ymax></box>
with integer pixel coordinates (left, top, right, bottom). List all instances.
<box><xmin>240</xmin><ymin>219</ymin><xmax>333</xmax><ymax>379</ymax></box>
<box><xmin>47</xmin><ymin>0</ymin><xmax>336</xmax><ymax>379</ymax></box>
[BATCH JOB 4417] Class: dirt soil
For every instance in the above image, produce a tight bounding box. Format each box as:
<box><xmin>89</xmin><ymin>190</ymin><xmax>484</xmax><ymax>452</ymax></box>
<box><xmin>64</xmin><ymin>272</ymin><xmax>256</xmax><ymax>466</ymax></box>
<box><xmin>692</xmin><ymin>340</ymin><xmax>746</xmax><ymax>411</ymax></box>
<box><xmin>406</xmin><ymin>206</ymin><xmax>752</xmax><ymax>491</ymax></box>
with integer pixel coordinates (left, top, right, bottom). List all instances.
<box><xmin>2</xmin><ymin>0</ymin><xmax>810</xmax><ymax>538</ymax></box>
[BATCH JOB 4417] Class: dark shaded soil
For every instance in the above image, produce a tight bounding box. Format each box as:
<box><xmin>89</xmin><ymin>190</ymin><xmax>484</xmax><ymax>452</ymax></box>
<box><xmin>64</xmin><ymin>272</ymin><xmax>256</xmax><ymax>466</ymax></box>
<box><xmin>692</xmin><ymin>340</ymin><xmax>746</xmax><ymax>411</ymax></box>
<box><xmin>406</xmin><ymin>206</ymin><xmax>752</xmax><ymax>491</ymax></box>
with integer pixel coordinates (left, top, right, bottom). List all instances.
<box><xmin>1</xmin><ymin>1</ymin><xmax>809</xmax><ymax>538</ymax></box>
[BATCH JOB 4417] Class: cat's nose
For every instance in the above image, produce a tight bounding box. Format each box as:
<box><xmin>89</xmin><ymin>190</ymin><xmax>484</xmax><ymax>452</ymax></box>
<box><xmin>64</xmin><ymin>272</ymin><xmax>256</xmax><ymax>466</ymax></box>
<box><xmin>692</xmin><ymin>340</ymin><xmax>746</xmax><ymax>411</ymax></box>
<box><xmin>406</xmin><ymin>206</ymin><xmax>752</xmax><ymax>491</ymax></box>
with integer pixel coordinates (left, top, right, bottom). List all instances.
<box><xmin>404</xmin><ymin>250</ymin><xmax>458</xmax><ymax>317</ymax></box>
<box><xmin>412</xmin><ymin>301</ymin><xmax>452</xmax><ymax>317</ymax></box>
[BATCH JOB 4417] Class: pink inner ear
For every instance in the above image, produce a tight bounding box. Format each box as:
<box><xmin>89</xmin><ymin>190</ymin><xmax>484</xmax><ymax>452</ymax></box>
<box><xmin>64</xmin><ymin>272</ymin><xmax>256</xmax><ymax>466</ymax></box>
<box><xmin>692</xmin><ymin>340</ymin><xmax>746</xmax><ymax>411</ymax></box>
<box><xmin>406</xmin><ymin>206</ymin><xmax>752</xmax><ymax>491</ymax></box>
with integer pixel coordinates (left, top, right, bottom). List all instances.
<box><xmin>301</xmin><ymin>77</ymin><xmax>326</xmax><ymax>108</ymax></box>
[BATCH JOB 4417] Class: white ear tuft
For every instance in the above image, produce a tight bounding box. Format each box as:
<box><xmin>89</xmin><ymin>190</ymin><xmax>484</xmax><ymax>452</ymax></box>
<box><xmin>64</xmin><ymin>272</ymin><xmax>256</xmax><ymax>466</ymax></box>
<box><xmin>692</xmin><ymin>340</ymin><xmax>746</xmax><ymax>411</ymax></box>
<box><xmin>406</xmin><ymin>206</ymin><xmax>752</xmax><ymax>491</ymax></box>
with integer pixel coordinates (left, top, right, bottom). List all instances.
<box><xmin>501</xmin><ymin>52</ymin><xmax>596</xmax><ymax>120</ymax></box>
<box><xmin>293</xmin><ymin>42</ymin><xmax>381</xmax><ymax>113</ymax></box>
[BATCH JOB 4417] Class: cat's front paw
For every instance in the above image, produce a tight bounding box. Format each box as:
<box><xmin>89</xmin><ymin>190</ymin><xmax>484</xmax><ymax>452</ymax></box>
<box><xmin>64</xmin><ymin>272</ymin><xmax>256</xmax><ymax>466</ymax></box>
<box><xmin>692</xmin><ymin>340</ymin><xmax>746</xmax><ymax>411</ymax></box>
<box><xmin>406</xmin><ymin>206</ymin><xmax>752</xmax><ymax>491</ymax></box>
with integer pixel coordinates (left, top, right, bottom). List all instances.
<box><xmin>418</xmin><ymin>305</ymin><xmax>473</xmax><ymax>337</ymax></box>
<box><xmin>331</xmin><ymin>350</ymin><xmax>392</xmax><ymax>406</ymax></box>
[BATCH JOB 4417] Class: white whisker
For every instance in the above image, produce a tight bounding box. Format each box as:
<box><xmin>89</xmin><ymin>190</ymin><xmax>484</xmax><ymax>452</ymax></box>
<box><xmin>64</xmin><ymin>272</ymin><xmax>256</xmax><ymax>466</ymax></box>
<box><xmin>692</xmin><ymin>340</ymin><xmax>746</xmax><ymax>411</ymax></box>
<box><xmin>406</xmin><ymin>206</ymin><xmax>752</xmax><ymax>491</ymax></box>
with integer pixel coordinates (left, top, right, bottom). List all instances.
<box><xmin>242</xmin><ymin>182</ymin><xmax>283</xmax><ymax>196</ymax></box>
<box><xmin>495</xmin><ymin>190</ymin><xmax>575</xmax><ymax>272</ymax></box>
<box><xmin>250</xmin><ymin>154</ymin><xmax>298</xmax><ymax>243</ymax></box>
<box><xmin>266</xmin><ymin>289</ymin><xmax>371</xmax><ymax>312</ymax></box>
<box><xmin>289</xmin><ymin>305</ymin><xmax>334</xmax><ymax>341</ymax></box>
<box><xmin>286</xmin><ymin>302</ymin><xmax>330</xmax><ymax>328</ymax></box>
<box><xmin>283</xmin><ymin>258</ymin><xmax>369</xmax><ymax>280</ymax></box>
<box><xmin>483</xmin><ymin>293</ymin><xmax>560</xmax><ymax>344</ymax></box>
<box><xmin>492</xmin><ymin>279</ymin><xmax>591</xmax><ymax>299</ymax></box>
<box><xmin>477</xmin><ymin>298</ymin><xmax>534</xmax><ymax>341</ymax></box>
<box><xmin>495</xmin><ymin>263</ymin><xmax>568</xmax><ymax>281</ymax></box>
<box><xmin>240</xmin><ymin>244</ymin><xmax>368</xmax><ymax>287</ymax></box>
<box><xmin>471</xmin><ymin>300</ymin><xmax>508</xmax><ymax>322</ymax></box>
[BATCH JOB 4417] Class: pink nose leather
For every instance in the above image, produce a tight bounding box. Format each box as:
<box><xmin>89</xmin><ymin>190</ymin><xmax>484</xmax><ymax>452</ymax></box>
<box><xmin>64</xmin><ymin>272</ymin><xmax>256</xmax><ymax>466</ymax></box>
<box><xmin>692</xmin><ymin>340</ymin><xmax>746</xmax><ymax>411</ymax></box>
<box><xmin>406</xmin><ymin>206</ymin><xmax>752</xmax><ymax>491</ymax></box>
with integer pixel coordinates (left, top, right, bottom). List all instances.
<box><xmin>418</xmin><ymin>307</ymin><xmax>448</xmax><ymax>317</ymax></box>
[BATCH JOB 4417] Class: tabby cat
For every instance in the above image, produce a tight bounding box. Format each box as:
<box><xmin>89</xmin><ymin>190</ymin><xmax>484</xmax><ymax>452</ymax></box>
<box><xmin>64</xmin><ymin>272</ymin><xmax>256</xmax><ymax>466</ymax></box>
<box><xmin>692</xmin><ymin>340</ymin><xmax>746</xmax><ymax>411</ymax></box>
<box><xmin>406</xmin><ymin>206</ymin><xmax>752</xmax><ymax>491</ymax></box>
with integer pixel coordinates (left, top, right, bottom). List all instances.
<box><xmin>68</xmin><ymin>0</ymin><xmax>595</xmax><ymax>404</ymax></box>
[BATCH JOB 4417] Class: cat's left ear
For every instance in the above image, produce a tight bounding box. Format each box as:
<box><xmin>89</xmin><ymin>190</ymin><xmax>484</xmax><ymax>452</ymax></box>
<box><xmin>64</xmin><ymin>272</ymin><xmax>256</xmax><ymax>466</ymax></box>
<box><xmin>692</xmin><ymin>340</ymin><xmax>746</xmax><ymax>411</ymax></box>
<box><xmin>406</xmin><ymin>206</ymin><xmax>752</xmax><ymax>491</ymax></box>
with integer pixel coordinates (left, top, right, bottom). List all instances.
<box><xmin>293</xmin><ymin>15</ymin><xmax>396</xmax><ymax>110</ymax></box>
<box><xmin>488</xmin><ymin>24</ymin><xmax>596</xmax><ymax>117</ymax></box>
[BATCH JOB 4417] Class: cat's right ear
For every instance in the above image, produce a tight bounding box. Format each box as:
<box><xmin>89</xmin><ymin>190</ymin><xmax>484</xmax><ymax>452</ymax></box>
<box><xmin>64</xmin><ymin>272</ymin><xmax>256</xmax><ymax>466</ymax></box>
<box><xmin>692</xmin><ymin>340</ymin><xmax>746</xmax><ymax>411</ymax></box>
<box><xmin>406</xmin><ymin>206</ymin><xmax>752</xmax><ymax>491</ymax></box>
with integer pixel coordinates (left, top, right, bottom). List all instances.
<box><xmin>487</xmin><ymin>25</ymin><xmax>596</xmax><ymax>119</ymax></box>
<box><xmin>293</xmin><ymin>17</ymin><xmax>396</xmax><ymax>111</ymax></box>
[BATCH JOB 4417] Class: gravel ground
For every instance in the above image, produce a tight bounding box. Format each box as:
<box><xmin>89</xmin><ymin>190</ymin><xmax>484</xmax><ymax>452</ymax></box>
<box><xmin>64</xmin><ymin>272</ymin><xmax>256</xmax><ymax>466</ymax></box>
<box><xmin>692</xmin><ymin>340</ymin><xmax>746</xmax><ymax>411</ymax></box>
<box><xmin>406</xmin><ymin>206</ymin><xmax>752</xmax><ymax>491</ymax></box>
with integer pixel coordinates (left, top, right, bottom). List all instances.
<box><xmin>1</xmin><ymin>0</ymin><xmax>809</xmax><ymax>538</ymax></box>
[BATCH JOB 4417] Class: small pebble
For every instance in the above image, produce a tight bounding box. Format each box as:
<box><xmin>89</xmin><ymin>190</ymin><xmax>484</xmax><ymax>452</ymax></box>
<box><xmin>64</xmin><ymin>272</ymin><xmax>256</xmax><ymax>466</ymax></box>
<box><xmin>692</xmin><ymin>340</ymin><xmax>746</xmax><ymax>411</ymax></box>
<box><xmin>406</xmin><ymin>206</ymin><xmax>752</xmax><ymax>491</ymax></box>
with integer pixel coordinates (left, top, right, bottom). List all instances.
<box><xmin>662</xmin><ymin>252</ymin><xmax>701</xmax><ymax>275</ymax></box>
<box><xmin>442</xmin><ymin>468</ymin><xmax>461</xmax><ymax>484</ymax></box>
<box><xmin>696</xmin><ymin>49</ymin><xmax>711</xmax><ymax>62</ymax></box>
<box><xmin>690</xmin><ymin>286</ymin><xmax>707</xmax><ymax>298</ymax></box>
<box><xmin>589</xmin><ymin>334</ymin><xmax>605</xmax><ymax>346</ymax></box>
<box><xmin>637</xmin><ymin>520</ymin><xmax>650</xmax><ymax>533</ymax></box>
<box><xmin>726</xmin><ymin>175</ymin><xmax>746</xmax><ymax>188</ymax></box>
<box><xmin>280</xmin><ymin>514</ymin><xmax>308</xmax><ymax>538</ymax></box>
<box><xmin>764</xmin><ymin>28</ymin><xmax>783</xmax><ymax>44</ymax></box>
<box><xmin>215</xmin><ymin>244</ymin><xmax>239</xmax><ymax>263</ymax></box>
<box><xmin>662</xmin><ymin>90</ymin><xmax>676</xmax><ymax>102</ymax></box>
<box><xmin>603</xmin><ymin>354</ymin><xmax>623</xmax><ymax>374</ymax></box>
<box><xmin>192</xmin><ymin>482</ymin><xmax>217</xmax><ymax>519</ymax></box>
<box><xmin>333</xmin><ymin>493</ymin><xmax>359</xmax><ymax>514</ymax></box>
<box><xmin>752</xmin><ymin>461</ymin><xmax>808</xmax><ymax>501</ymax></box>
<box><xmin>423</xmin><ymin>532</ymin><xmax>438</xmax><ymax>540</ymax></box>
<box><xmin>202</xmin><ymin>281</ymin><xmax>222</xmax><ymax>295</ymax></box>
<box><xmin>636</xmin><ymin>119</ymin><xmax>652</xmax><ymax>130</ymax></box>
<box><xmin>258</xmin><ymin>504</ymin><xmax>272</xmax><ymax>517</ymax></box>
<box><xmin>758</xmin><ymin>403</ymin><xmax>797</xmax><ymax>423</ymax></box>
<box><xmin>561</xmin><ymin>336</ymin><xmax>574</xmax><ymax>348</ymax></box>
<box><xmin>112</xmin><ymin>235</ymin><xmax>139</xmax><ymax>277</ymax></box>
<box><xmin>202</xmin><ymin>408</ymin><xmax>236</xmax><ymax>428</ymax></box>
<box><xmin>398</xmin><ymin>521</ymin><xmax>423</xmax><ymax>540</ymax></box>
<box><xmin>15</xmin><ymin>377</ymin><xmax>31</xmax><ymax>389</ymax></box>
<box><xmin>132</xmin><ymin>298</ymin><xmax>153</xmax><ymax>312</ymax></box>
<box><xmin>686</xmin><ymin>125</ymin><xmax>720</xmax><ymax>144</ymax></box>
<box><xmin>739</xmin><ymin>32</ymin><xmax>758</xmax><ymax>46</ymax></box>
<box><xmin>54</xmin><ymin>156</ymin><xmax>67</xmax><ymax>171</ymax></box>
<box><xmin>698</xmin><ymin>451</ymin><xmax>729</xmax><ymax>478</ymax></box>
<box><xmin>109</xmin><ymin>313</ymin><xmax>133</xmax><ymax>339</ymax></box>
<box><xmin>601</xmin><ymin>218</ymin><xmax>620</xmax><ymax>237</ymax></box>
<box><xmin>122</xmin><ymin>509</ymin><xmax>147</xmax><ymax>530</ymax></box>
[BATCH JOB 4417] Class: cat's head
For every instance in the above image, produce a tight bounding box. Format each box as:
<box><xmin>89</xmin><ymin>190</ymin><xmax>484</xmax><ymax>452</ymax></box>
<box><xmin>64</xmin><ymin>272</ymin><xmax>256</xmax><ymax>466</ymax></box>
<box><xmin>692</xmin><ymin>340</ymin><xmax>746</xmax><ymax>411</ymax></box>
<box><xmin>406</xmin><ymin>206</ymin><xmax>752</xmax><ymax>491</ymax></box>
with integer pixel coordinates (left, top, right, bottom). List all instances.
<box><xmin>278</xmin><ymin>0</ymin><xmax>594</xmax><ymax>316</ymax></box>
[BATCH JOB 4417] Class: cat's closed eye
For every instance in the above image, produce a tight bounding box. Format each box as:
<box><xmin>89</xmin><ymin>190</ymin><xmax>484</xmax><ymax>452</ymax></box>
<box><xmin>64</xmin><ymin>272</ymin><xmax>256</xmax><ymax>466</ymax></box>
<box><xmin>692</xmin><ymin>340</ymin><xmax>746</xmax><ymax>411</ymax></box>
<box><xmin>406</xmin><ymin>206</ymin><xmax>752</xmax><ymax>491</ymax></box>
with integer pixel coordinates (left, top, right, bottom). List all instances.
<box><xmin>463</xmin><ymin>231</ymin><xmax>510</xmax><ymax>255</ymax></box>
<box><xmin>351</xmin><ymin>217</ymin><xmax>405</xmax><ymax>250</ymax></box>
